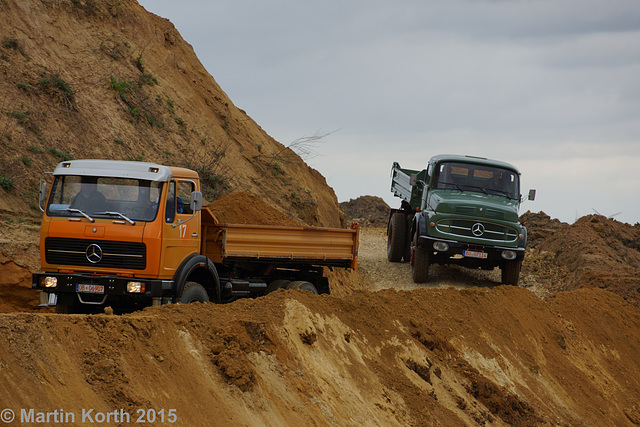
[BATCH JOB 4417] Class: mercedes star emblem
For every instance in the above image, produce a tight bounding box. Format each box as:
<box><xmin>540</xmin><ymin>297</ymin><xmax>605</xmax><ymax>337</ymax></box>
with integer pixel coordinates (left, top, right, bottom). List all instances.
<box><xmin>86</xmin><ymin>243</ymin><xmax>103</xmax><ymax>263</ymax></box>
<box><xmin>471</xmin><ymin>223</ymin><xmax>485</xmax><ymax>237</ymax></box>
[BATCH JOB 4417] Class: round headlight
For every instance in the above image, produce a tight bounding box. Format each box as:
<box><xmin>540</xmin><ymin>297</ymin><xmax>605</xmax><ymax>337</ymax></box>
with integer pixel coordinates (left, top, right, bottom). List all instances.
<box><xmin>43</xmin><ymin>276</ymin><xmax>58</xmax><ymax>288</ymax></box>
<box><xmin>433</xmin><ymin>241</ymin><xmax>449</xmax><ymax>252</ymax></box>
<box><xmin>501</xmin><ymin>250</ymin><xmax>517</xmax><ymax>260</ymax></box>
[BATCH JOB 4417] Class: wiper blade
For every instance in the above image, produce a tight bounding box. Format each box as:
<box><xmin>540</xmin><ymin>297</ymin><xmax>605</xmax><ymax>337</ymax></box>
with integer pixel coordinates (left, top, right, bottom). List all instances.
<box><xmin>439</xmin><ymin>181</ymin><xmax>464</xmax><ymax>191</ymax></box>
<box><xmin>95</xmin><ymin>211</ymin><xmax>135</xmax><ymax>225</ymax></box>
<box><xmin>65</xmin><ymin>208</ymin><xmax>95</xmax><ymax>222</ymax></box>
<box><xmin>486</xmin><ymin>189</ymin><xmax>516</xmax><ymax>199</ymax></box>
<box><xmin>464</xmin><ymin>185</ymin><xmax>488</xmax><ymax>195</ymax></box>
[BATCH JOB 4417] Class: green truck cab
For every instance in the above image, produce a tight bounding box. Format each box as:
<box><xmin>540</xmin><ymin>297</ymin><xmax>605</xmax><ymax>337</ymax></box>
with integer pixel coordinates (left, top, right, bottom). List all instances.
<box><xmin>388</xmin><ymin>154</ymin><xmax>535</xmax><ymax>285</ymax></box>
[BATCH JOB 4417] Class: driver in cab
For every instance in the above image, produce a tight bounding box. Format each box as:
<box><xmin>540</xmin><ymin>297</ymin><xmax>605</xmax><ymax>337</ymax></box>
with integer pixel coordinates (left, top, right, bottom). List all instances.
<box><xmin>70</xmin><ymin>178</ymin><xmax>107</xmax><ymax>213</ymax></box>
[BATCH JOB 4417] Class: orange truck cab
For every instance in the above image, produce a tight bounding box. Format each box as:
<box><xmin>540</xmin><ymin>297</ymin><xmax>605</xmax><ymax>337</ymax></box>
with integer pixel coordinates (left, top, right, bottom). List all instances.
<box><xmin>32</xmin><ymin>160</ymin><xmax>358</xmax><ymax>313</ymax></box>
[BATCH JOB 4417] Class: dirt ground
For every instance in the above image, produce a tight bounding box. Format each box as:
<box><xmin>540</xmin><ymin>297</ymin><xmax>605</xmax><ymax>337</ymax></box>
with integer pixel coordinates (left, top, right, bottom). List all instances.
<box><xmin>1</xmin><ymin>196</ymin><xmax>640</xmax><ymax>426</ymax></box>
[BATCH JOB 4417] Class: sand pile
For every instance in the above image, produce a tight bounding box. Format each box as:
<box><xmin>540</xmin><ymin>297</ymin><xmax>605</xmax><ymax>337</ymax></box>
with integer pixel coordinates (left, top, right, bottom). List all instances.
<box><xmin>522</xmin><ymin>213</ymin><xmax>640</xmax><ymax>307</ymax></box>
<box><xmin>340</xmin><ymin>195</ymin><xmax>390</xmax><ymax>226</ymax></box>
<box><xmin>207</xmin><ymin>192</ymin><xmax>301</xmax><ymax>226</ymax></box>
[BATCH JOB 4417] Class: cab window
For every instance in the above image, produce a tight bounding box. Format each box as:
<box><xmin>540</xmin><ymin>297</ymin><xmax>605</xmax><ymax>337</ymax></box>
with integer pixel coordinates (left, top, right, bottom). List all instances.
<box><xmin>165</xmin><ymin>180</ymin><xmax>195</xmax><ymax>223</ymax></box>
<box><xmin>165</xmin><ymin>181</ymin><xmax>176</xmax><ymax>223</ymax></box>
<box><xmin>176</xmin><ymin>181</ymin><xmax>194</xmax><ymax>215</ymax></box>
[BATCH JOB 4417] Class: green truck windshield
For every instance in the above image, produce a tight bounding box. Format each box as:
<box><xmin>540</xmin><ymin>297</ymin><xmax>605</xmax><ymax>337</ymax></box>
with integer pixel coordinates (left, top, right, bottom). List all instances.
<box><xmin>46</xmin><ymin>175</ymin><xmax>163</xmax><ymax>222</ymax></box>
<box><xmin>432</xmin><ymin>162</ymin><xmax>519</xmax><ymax>200</ymax></box>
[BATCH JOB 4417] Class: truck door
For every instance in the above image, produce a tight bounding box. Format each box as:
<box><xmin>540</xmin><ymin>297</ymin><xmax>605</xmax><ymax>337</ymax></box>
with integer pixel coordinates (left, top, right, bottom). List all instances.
<box><xmin>160</xmin><ymin>179</ymin><xmax>200</xmax><ymax>277</ymax></box>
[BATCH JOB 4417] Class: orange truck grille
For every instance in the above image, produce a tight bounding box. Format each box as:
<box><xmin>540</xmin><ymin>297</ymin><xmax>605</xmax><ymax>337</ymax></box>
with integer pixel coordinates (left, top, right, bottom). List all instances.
<box><xmin>44</xmin><ymin>237</ymin><xmax>147</xmax><ymax>270</ymax></box>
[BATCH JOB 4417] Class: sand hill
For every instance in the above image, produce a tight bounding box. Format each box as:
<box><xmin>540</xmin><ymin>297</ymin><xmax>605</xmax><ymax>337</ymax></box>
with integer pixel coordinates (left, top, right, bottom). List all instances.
<box><xmin>0</xmin><ymin>0</ymin><xmax>343</xmax><ymax>228</ymax></box>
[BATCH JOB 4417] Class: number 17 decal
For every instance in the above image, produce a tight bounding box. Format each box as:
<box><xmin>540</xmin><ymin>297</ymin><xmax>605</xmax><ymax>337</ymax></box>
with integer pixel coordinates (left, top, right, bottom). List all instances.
<box><xmin>179</xmin><ymin>224</ymin><xmax>187</xmax><ymax>238</ymax></box>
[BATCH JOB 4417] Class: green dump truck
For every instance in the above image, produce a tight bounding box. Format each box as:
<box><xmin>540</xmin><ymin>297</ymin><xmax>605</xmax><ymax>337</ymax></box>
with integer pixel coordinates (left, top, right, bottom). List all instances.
<box><xmin>388</xmin><ymin>154</ymin><xmax>535</xmax><ymax>285</ymax></box>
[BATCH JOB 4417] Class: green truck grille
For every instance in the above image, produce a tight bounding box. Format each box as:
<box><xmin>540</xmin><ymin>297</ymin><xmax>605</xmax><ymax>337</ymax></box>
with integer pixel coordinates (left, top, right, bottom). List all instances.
<box><xmin>454</xmin><ymin>206</ymin><xmax>506</xmax><ymax>219</ymax></box>
<box><xmin>435</xmin><ymin>219</ymin><xmax>519</xmax><ymax>243</ymax></box>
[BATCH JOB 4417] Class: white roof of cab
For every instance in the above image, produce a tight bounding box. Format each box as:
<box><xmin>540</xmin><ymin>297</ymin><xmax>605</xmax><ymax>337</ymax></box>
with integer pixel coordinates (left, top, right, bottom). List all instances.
<box><xmin>53</xmin><ymin>159</ymin><xmax>173</xmax><ymax>182</ymax></box>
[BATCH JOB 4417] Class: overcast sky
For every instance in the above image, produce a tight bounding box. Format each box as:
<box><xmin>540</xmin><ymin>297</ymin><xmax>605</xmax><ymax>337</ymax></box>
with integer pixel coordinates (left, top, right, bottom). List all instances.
<box><xmin>138</xmin><ymin>0</ymin><xmax>640</xmax><ymax>225</ymax></box>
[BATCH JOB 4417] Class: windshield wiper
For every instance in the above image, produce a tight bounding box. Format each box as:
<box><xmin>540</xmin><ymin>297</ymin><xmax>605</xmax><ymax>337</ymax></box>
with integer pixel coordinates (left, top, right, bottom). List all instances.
<box><xmin>463</xmin><ymin>185</ymin><xmax>488</xmax><ymax>195</ymax></box>
<box><xmin>487</xmin><ymin>188</ymin><xmax>518</xmax><ymax>200</ymax></box>
<box><xmin>65</xmin><ymin>208</ymin><xmax>95</xmax><ymax>222</ymax></box>
<box><xmin>439</xmin><ymin>181</ymin><xmax>464</xmax><ymax>191</ymax></box>
<box><xmin>486</xmin><ymin>188</ymin><xmax>516</xmax><ymax>199</ymax></box>
<box><xmin>95</xmin><ymin>211</ymin><xmax>136</xmax><ymax>225</ymax></box>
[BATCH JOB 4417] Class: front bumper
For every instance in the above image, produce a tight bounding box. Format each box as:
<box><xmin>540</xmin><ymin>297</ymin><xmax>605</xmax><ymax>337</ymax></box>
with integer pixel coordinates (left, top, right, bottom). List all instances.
<box><xmin>32</xmin><ymin>272</ymin><xmax>174</xmax><ymax>306</ymax></box>
<box><xmin>418</xmin><ymin>235</ymin><xmax>525</xmax><ymax>263</ymax></box>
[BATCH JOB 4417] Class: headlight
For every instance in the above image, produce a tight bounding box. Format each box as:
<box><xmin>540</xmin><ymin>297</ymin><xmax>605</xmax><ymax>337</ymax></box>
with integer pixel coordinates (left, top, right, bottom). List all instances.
<box><xmin>41</xmin><ymin>276</ymin><xmax>57</xmax><ymax>288</ymax></box>
<box><xmin>127</xmin><ymin>281</ymin><xmax>146</xmax><ymax>293</ymax></box>
<box><xmin>433</xmin><ymin>241</ymin><xmax>449</xmax><ymax>252</ymax></box>
<box><xmin>501</xmin><ymin>250</ymin><xmax>517</xmax><ymax>260</ymax></box>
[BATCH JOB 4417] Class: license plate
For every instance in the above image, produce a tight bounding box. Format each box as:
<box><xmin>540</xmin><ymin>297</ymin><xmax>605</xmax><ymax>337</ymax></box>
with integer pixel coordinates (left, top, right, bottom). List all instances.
<box><xmin>76</xmin><ymin>284</ymin><xmax>105</xmax><ymax>294</ymax></box>
<box><xmin>463</xmin><ymin>250</ymin><xmax>488</xmax><ymax>259</ymax></box>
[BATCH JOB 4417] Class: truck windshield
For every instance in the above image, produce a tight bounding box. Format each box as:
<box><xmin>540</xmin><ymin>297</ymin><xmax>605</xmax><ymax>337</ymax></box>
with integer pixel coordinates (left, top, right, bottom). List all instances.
<box><xmin>432</xmin><ymin>162</ymin><xmax>519</xmax><ymax>199</ymax></box>
<box><xmin>46</xmin><ymin>175</ymin><xmax>163</xmax><ymax>222</ymax></box>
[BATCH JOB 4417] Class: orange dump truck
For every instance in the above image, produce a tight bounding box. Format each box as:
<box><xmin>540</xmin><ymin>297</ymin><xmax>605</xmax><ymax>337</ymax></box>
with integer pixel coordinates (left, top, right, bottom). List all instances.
<box><xmin>32</xmin><ymin>160</ymin><xmax>358</xmax><ymax>313</ymax></box>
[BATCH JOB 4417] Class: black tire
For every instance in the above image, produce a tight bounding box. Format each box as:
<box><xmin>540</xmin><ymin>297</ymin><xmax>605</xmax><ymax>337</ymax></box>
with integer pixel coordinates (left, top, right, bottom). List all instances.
<box><xmin>179</xmin><ymin>281</ymin><xmax>210</xmax><ymax>303</ymax></box>
<box><xmin>387</xmin><ymin>212</ymin><xmax>406</xmax><ymax>262</ymax></box>
<box><xmin>266</xmin><ymin>279</ymin><xmax>291</xmax><ymax>294</ymax></box>
<box><xmin>411</xmin><ymin>233</ymin><xmax>430</xmax><ymax>283</ymax></box>
<box><xmin>502</xmin><ymin>260</ymin><xmax>522</xmax><ymax>285</ymax></box>
<box><xmin>286</xmin><ymin>281</ymin><xmax>318</xmax><ymax>294</ymax></box>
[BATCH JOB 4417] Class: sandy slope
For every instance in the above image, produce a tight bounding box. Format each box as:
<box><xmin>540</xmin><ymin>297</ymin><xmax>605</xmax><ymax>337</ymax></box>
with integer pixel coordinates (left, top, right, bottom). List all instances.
<box><xmin>0</xmin><ymin>285</ymin><xmax>639</xmax><ymax>426</ymax></box>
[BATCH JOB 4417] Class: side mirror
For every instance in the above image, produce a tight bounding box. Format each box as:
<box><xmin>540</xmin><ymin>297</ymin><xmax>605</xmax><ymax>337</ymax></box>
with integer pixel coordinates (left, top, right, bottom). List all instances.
<box><xmin>190</xmin><ymin>191</ymin><xmax>203</xmax><ymax>211</ymax></box>
<box><xmin>528</xmin><ymin>189</ymin><xmax>536</xmax><ymax>201</ymax></box>
<box><xmin>39</xmin><ymin>181</ymin><xmax>47</xmax><ymax>203</ymax></box>
<box><xmin>39</xmin><ymin>181</ymin><xmax>48</xmax><ymax>212</ymax></box>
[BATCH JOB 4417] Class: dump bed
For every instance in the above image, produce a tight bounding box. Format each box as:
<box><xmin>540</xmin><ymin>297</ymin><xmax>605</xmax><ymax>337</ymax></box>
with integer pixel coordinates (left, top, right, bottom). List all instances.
<box><xmin>390</xmin><ymin>162</ymin><xmax>426</xmax><ymax>209</ymax></box>
<box><xmin>390</xmin><ymin>162</ymin><xmax>418</xmax><ymax>202</ymax></box>
<box><xmin>201</xmin><ymin>207</ymin><xmax>359</xmax><ymax>269</ymax></box>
